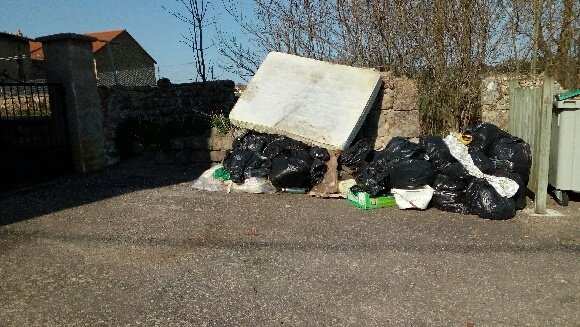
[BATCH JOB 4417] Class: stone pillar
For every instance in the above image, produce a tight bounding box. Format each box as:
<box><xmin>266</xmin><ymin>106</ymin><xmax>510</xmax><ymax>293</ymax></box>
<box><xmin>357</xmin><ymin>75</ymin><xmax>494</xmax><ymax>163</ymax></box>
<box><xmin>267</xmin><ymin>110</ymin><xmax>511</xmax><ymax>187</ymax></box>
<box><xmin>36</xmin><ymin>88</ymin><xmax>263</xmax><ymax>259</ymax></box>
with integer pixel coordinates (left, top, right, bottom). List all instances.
<box><xmin>37</xmin><ymin>33</ymin><xmax>106</xmax><ymax>172</ymax></box>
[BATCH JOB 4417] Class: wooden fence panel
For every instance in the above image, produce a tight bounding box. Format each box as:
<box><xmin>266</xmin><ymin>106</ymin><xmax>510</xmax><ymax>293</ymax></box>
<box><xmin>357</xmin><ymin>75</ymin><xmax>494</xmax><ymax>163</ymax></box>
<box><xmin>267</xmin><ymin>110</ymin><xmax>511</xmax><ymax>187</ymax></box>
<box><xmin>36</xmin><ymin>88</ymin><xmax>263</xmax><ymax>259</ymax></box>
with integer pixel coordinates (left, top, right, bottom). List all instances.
<box><xmin>508</xmin><ymin>78</ymin><xmax>553</xmax><ymax>214</ymax></box>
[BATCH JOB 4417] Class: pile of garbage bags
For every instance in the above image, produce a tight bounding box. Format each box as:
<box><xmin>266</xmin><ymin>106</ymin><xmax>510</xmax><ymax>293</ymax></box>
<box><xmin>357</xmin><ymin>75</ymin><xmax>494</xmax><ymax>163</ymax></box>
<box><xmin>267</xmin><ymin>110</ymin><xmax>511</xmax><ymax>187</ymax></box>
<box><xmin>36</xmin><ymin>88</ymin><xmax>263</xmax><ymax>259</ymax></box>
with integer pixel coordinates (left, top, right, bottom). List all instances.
<box><xmin>341</xmin><ymin>122</ymin><xmax>531</xmax><ymax>220</ymax></box>
<box><xmin>194</xmin><ymin>122</ymin><xmax>531</xmax><ymax>220</ymax></box>
<box><xmin>215</xmin><ymin>131</ymin><xmax>329</xmax><ymax>191</ymax></box>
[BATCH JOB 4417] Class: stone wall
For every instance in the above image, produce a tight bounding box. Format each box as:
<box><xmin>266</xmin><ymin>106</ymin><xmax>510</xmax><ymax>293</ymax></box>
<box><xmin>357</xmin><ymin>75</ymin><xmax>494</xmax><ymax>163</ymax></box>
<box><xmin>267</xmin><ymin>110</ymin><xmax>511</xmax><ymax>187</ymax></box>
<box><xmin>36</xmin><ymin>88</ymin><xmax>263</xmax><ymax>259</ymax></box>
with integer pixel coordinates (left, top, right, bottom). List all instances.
<box><xmin>99</xmin><ymin>80</ymin><xmax>236</xmax><ymax>165</ymax></box>
<box><xmin>481</xmin><ymin>74</ymin><xmax>564</xmax><ymax>130</ymax></box>
<box><xmin>99</xmin><ymin>73</ymin><xmax>422</xmax><ymax>166</ymax></box>
<box><xmin>360</xmin><ymin>72</ymin><xmax>421</xmax><ymax>149</ymax></box>
<box><xmin>146</xmin><ymin>129</ymin><xmax>233</xmax><ymax>167</ymax></box>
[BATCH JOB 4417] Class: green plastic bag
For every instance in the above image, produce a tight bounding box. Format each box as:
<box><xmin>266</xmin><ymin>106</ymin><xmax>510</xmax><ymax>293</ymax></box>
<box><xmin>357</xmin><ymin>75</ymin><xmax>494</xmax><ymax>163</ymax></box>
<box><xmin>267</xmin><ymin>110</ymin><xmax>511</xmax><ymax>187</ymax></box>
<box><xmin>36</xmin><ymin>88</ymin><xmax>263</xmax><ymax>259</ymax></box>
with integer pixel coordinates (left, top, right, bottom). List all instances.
<box><xmin>212</xmin><ymin>167</ymin><xmax>231</xmax><ymax>181</ymax></box>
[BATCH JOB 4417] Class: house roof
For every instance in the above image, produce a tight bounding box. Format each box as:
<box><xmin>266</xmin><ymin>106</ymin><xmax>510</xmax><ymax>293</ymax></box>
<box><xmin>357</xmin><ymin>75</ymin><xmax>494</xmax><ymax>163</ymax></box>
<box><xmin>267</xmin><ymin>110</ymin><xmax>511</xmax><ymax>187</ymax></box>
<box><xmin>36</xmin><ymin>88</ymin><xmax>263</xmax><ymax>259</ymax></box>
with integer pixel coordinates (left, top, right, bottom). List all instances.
<box><xmin>84</xmin><ymin>29</ymin><xmax>126</xmax><ymax>53</ymax></box>
<box><xmin>28</xmin><ymin>29</ymin><xmax>156</xmax><ymax>63</ymax></box>
<box><xmin>0</xmin><ymin>32</ymin><xmax>33</xmax><ymax>43</ymax></box>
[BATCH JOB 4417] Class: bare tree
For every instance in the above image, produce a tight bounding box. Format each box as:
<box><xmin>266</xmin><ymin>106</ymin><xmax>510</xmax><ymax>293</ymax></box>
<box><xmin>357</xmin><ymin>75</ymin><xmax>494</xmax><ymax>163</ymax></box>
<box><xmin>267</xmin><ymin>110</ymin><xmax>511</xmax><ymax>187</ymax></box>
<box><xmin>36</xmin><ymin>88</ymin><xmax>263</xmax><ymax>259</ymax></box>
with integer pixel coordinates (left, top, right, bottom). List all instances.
<box><xmin>164</xmin><ymin>0</ymin><xmax>211</xmax><ymax>82</ymax></box>
<box><xmin>213</xmin><ymin>0</ymin><xmax>579</xmax><ymax>132</ymax></box>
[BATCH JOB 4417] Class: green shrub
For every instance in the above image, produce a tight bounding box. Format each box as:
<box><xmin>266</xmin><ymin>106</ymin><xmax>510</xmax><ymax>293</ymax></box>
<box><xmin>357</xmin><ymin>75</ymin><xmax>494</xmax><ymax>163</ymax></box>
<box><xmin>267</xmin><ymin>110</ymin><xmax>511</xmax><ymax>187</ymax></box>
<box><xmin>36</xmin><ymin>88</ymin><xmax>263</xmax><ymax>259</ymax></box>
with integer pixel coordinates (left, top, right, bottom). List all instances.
<box><xmin>211</xmin><ymin>114</ymin><xmax>232</xmax><ymax>135</ymax></box>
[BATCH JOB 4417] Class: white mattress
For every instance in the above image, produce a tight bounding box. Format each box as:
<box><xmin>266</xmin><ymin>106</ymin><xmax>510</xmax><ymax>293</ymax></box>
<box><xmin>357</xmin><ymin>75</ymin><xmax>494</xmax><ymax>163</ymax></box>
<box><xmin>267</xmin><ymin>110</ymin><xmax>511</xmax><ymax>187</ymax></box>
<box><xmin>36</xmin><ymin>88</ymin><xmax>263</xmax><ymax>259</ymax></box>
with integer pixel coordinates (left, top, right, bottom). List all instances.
<box><xmin>229</xmin><ymin>52</ymin><xmax>382</xmax><ymax>150</ymax></box>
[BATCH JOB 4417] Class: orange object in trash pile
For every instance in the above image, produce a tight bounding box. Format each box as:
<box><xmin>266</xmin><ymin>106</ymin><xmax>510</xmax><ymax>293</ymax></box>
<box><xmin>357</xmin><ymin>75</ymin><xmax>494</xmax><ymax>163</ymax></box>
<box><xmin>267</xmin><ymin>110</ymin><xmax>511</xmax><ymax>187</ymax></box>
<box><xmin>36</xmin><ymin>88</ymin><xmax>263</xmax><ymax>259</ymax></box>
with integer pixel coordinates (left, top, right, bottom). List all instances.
<box><xmin>456</xmin><ymin>133</ymin><xmax>473</xmax><ymax>145</ymax></box>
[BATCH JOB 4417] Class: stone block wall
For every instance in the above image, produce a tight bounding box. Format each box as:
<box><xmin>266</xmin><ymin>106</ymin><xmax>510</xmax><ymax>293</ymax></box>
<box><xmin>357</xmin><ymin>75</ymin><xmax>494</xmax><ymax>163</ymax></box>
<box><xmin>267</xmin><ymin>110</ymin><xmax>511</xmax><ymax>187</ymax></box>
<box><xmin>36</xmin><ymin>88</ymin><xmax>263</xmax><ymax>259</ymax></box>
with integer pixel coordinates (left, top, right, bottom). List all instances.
<box><xmin>99</xmin><ymin>73</ymin><xmax>423</xmax><ymax>166</ymax></box>
<box><xmin>481</xmin><ymin>74</ymin><xmax>564</xmax><ymax>130</ymax></box>
<box><xmin>360</xmin><ymin>71</ymin><xmax>421</xmax><ymax>149</ymax></box>
<box><xmin>148</xmin><ymin>128</ymin><xmax>234</xmax><ymax>166</ymax></box>
<box><xmin>99</xmin><ymin>80</ymin><xmax>236</xmax><ymax>165</ymax></box>
<box><xmin>99</xmin><ymin>71</ymin><xmax>571</xmax><ymax>168</ymax></box>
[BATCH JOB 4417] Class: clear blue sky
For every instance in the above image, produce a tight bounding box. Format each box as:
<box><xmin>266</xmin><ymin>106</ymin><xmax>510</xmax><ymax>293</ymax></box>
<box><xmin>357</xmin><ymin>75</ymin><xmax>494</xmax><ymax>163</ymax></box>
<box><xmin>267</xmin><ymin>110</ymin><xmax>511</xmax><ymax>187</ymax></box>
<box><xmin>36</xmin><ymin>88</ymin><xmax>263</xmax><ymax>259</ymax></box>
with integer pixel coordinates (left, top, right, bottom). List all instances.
<box><xmin>0</xmin><ymin>0</ymin><xmax>255</xmax><ymax>83</ymax></box>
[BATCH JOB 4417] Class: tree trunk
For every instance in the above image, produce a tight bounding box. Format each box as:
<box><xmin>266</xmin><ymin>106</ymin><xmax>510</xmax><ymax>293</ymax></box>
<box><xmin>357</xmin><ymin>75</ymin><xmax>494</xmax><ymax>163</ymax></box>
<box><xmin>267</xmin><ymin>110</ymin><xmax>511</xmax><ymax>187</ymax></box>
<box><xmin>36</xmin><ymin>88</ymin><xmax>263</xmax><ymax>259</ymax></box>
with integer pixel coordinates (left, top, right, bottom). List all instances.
<box><xmin>554</xmin><ymin>0</ymin><xmax>574</xmax><ymax>86</ymax></box>
<box><xmin>531</xmin><ymin>0</ymin><xmax>540</xmax><ymax>74</ymax></box>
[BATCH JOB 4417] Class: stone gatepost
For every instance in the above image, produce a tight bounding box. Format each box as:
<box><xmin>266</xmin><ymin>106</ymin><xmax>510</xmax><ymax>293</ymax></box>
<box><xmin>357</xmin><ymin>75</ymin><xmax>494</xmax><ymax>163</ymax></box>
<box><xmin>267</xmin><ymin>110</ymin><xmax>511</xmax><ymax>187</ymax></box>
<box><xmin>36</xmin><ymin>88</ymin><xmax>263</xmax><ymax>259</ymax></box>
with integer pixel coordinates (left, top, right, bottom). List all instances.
<box><xmin>37</xmin><ymin>33</ymin><xmax>106</xmax><ymax>172</ymax></box>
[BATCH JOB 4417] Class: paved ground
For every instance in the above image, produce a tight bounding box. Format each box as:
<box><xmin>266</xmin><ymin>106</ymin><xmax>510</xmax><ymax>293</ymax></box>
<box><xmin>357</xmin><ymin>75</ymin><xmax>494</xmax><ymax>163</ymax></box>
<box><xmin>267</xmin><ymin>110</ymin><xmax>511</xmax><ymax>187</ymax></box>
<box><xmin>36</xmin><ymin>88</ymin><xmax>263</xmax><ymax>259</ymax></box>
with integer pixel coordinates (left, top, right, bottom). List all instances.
<box><xmin>1</xmin><ymin>160</ymin><xmax>579</xmax><ymax>326</ymax></box>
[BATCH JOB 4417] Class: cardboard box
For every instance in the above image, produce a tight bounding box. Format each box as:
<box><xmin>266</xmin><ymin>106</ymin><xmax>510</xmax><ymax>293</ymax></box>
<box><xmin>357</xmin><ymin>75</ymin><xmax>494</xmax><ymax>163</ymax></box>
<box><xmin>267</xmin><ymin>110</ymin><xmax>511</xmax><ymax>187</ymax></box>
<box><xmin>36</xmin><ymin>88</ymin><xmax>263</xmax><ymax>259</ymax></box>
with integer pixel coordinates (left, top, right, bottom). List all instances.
<box><xmin>347</xmin><ymin>190</ymin><xmax>396</xmax><ymax>210</ymax></box>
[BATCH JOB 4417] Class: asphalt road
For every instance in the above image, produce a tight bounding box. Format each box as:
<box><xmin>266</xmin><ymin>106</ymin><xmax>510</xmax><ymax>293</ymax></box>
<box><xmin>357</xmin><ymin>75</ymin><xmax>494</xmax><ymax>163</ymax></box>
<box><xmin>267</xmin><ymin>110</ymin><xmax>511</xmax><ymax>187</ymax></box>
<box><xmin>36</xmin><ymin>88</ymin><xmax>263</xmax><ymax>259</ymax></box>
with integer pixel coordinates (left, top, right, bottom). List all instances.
<box><xmin>1</xmin><ymin>161</ymin><xmax>579</xmax><ymax>326</ymax></box>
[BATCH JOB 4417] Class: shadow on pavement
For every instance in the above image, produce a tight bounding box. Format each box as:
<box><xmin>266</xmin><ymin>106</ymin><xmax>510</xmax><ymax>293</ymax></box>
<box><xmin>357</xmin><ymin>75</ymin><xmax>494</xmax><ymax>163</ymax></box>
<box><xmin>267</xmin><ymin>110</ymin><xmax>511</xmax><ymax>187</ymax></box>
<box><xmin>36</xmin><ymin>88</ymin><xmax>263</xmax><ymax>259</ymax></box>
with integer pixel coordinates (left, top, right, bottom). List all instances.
<box><xmin>0</xmin><ymin>159</ymin><xmax>207</xmax><ymax>226</ymax></box>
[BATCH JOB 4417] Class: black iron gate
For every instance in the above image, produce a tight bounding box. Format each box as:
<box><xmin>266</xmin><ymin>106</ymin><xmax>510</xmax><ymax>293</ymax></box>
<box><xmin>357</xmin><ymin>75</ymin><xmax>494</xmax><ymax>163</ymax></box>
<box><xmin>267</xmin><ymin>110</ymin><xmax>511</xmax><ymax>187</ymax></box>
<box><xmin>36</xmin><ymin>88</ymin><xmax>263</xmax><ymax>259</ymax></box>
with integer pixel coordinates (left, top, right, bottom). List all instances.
<box><xmin>0</xmin><ymin>83</ymin><xmax>73</xmax><ymax>190</ymax></box>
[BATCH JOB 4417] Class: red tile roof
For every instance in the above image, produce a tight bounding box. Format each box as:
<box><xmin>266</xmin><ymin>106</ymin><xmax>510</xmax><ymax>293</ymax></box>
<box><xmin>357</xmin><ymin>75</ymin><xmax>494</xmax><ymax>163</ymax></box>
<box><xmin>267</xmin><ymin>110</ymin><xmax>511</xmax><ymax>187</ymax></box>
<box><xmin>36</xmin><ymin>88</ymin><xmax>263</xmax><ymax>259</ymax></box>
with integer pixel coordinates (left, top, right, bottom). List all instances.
<box><xmin>28</xmin><ymin>29</ymin><xmax>154</xmax><ymax>64</ymax></box>
<box><xmin>84</xmin><ymin>29</ymin><xmax>125</xmax><ymax>53</ymax></box>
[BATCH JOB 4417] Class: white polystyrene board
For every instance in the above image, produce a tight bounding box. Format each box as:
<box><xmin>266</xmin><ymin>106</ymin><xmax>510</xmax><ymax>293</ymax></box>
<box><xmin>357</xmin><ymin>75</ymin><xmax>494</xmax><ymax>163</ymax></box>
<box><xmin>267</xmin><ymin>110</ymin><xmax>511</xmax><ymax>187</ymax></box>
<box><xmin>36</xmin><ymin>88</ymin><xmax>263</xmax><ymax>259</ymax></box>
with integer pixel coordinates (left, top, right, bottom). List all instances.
<box><xmin>391</xmin><ymin>186</ymin><xmax>434</xmax><ymax>210</ymax></box>
<box><xmin>229</xmin><ymin>52</ymin><xmax>382</xmax><ymax>150</ymax></box>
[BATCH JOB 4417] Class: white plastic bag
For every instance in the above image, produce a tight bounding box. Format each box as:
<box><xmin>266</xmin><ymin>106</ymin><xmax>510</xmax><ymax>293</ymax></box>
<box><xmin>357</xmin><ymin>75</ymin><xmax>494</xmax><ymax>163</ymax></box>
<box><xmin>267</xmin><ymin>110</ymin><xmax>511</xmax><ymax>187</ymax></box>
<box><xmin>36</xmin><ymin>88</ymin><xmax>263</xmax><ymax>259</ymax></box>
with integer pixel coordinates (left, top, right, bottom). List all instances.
<box><xmin>391</xmin><ymin>185</ymin><xmax>434</xmax><ymax>210</ymax></box>
<box><xmin>338</xmin><ymin>179</ymin><xmax>357</xmax><ymax>195</ymax></box>
<box><xmin>227</xmin><ymin>177</ymin><xmax>277</xmax><ymax>194</ymax></box>
<box><xmin>443</xmin><ymin>134</ymin><xmax>519</xmax><ymax>198</ymax></box>
<box><xmin>192</xmin><ymin>165</ymin><xmax>228</xmax><ymax>192</ymax></box>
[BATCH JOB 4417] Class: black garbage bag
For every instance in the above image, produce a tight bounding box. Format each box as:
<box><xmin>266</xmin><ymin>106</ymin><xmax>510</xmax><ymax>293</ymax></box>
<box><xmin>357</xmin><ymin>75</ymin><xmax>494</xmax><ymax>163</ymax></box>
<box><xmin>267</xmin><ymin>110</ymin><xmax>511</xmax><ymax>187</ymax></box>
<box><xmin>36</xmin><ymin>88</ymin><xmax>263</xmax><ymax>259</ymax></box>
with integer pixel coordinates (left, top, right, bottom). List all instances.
<box><xmin>310</xmin><ymin>159</ymin><xmax>328</xmax><ymax>186</ymax></box>
<box><xmin>223</xmin><ymin>150</ymin><xmax>253</xmax><ymax>183</ymax></box>
<box><xmin>223</xmin><ymin>150</ymin><xmax>271</xmax><ymax>184</ymax></box>
<box><xmin>488</xmin><ymin>136</ymin><xmax>532</xmax><ymax>185</ymax></box>
<box><xmin>433</xmin><ymin>190</ymin><xmax>464</xmax><ymax>203</ymax></box>
<box><xmin>269</xmin><ymin>150</ymin><xmax>314</xmax><ymax>188</ymax></box>
<box><xmin>263</xmin><ymin>136</ymin><xmax>309</xmax><ymax>160</ymax></box>
<box><xmin>352</xmin><ymin>158</ymin><xmax>392</xmax><ymax>197</ymax></box>
<box><xmin>469</xmin><ymin>150</ymin><xmax>495</xmax><ymax>174</ymax></box>
<box><xmin>230</xmin><ymin>130</ymin><xmax>249</xmax><ymax>150</ymax></box>
<box><xmin>464</xmin><ymin>121</ymin><xmax>511</xmax><ymax>152</ymax></box>
<box><xmin>442</xmin><ymin>162</ymin><xmax>472</xmax><ymax>181</ymax></box>
<box><xmin>375</xmin><ymin>137</ymin><xmax>425</xmax><ymax>161</ymax></box>
<box><xmin>339</xmin><ymin>140</ymin><xmax>373</xmax><ymax>168</ymax></box>
<box><xmin>494</xmin><ymin>171</ymin><xmax>527</xmax><ymax>210</ymax></box>
<box><xmin>310</xmin><ymin>147</ymin><xmax>330</xmax><ymax>161</ymax></box>
<box><xmin>465</xmin><ymin>178</ymin><xmax>516</xmax><ymax>220</ymax></box>
<box><xmin>435</xmin><ymin>201</ymin><xmax>472</xmax><ymax>214</ymax></box>
<box><xmin>245</xmin><ymin>153</ymin><xmax>271</xmax><ymax>179</ymax></box>
<box><xmin>231</xmin><ymin>132</ymin><xmax>274</xmax><ymax>153</ymax></box>
<box><xmin>432</xmin><ymin>174</ymin><xmax>466</xmax><ymax>192</ymax></box>
<box><xmin>389</xmin><ymin>159</ymin><xmax>435</xmax><ymax>189</ymax></box>
<box><xmin>431</xmin><ymin>190</ymin><xmax>471</xmax><ymax>214</ymax></box>
<box><xmin>421</xmin><ymin>136</ymin><xmax>455</xmax><ymax>172</ymax></box>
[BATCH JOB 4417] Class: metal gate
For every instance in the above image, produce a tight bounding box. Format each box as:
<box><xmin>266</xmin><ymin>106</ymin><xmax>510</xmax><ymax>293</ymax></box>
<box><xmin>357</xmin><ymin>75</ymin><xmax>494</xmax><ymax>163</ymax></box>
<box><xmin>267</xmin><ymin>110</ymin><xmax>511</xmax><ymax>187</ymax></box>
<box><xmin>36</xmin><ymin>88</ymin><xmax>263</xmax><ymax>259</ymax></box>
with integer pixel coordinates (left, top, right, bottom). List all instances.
<box><xmin>0</xmin><ymin>82</ymin><xmax>73</xmax><ymax>190</ymax></box>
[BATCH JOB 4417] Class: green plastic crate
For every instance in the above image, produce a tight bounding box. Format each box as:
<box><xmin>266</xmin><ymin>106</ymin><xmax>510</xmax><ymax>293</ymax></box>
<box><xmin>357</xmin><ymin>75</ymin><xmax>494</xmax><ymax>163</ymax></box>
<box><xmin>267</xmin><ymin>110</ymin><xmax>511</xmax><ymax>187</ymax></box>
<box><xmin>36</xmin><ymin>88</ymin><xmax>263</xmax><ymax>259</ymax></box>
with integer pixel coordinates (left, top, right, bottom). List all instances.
<box><xmin>347</xmin><ymin>190</ymin><xmax>397</xmax><ymax>210</ymax></box>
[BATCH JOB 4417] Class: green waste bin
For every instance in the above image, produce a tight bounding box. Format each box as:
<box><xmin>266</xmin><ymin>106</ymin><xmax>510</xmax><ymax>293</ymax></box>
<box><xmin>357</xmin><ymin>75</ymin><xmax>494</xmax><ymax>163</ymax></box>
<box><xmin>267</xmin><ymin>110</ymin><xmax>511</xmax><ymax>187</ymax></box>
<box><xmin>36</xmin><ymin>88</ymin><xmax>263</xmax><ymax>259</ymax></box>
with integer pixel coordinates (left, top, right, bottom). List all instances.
<box><xmin>549</xmin><ymin>90</ymin><xmax>580</xmax><ymax>206</ymax></box>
